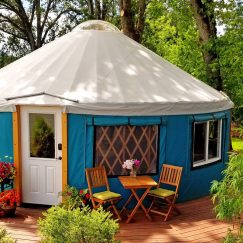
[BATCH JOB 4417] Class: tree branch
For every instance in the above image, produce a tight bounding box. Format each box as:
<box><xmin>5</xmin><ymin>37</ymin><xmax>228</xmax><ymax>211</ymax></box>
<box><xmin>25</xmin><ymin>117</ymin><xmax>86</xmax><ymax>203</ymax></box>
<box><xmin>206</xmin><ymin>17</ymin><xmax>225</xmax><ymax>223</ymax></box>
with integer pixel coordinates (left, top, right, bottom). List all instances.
<box><xmin>0</xmin><ymin>13</ymin><xmax>26</xmax><ymax>34</ymax></box>
<box><xmin>41</xmin><ymin>0</ymin><xmax>54</xmax><ymax>31</ymax></box>
<box><xmin>30</xmin><ymin>0</ymin><xmax>36</xmax><ymax>26</ymax></box>
<box><xmin>41</xmin><ymin>8</ymin><xmax>76</xmax><ymax>44</ymax></box>
<box><xmin>0</xmin><ymin>26</ymin><xmax>28</xmax><ymax>41</ymax></box>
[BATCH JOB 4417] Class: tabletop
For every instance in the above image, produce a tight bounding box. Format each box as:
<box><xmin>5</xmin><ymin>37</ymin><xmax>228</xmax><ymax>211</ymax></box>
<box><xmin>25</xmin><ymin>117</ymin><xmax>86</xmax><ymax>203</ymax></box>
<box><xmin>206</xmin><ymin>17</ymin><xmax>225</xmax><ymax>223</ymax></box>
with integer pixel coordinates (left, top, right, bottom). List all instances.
<box><xmin>118</xmin><ymin>175</ymin><xmax>157</xmax><ymax>189</ymax></box>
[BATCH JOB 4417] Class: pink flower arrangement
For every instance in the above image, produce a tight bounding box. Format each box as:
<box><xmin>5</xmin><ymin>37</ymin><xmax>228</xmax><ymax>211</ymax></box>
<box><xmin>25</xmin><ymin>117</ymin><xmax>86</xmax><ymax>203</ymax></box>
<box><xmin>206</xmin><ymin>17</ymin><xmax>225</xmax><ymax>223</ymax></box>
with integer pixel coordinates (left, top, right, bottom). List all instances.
<box><xmin>122</xmin><ymin>159</ymin><xmax>141</xmax><ymax>170</ymax></box>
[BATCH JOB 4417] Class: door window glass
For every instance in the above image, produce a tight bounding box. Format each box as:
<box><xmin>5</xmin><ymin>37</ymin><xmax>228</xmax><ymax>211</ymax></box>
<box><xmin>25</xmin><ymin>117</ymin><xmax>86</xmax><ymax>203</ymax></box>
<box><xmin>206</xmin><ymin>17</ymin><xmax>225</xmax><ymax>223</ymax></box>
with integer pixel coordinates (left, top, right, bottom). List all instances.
<box><xmin>29</xmin><ymin>113</ymin><xmax>55</xmax><ymax>158</ymax></box>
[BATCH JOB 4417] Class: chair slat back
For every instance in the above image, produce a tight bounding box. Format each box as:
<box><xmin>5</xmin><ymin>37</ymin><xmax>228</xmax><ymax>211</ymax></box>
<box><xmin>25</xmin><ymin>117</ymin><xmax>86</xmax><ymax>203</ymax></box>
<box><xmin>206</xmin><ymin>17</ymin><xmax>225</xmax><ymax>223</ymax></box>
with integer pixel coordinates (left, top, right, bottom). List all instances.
<box><xmin>86</xmin><ymin>167</ymin><xmax>109</xmax><ymax>190</ymax></box>
<box><xmin>159</xmin><ymin>164</ymin><xmax>183</xmax><ymax>188</ymax></box>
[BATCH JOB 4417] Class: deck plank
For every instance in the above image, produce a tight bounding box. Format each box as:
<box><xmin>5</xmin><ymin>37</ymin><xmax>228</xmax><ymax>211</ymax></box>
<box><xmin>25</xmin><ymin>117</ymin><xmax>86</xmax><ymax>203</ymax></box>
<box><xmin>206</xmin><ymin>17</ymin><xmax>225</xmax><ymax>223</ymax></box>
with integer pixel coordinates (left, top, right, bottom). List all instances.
<box><xmin>0</xmin><ymin>197</ymin><xmax>233</xmax><ymax>242</ymax></box>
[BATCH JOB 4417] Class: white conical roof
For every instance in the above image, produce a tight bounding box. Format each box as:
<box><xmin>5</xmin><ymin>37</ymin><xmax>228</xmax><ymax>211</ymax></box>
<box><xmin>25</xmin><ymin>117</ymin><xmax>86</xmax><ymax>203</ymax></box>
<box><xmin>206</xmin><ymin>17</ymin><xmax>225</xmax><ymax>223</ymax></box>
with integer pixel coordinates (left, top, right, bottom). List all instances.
<box><xmin>0</xmin><ymin>20</ymin><xmax>233</xmax><ymax>115</ymax></box>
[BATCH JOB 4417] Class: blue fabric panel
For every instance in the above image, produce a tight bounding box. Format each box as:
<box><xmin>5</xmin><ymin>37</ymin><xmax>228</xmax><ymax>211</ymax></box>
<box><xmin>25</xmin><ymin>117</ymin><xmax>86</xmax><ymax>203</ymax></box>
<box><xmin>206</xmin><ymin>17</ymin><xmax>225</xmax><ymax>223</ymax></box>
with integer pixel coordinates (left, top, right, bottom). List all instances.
<box><xmin>190</xmin><ymin>111</ymin><xmax>227</xmax><ymax>122</ymax></box>
<box><xmin>129</xmin><ymin>117</ymin><xmax>162</xmax><ymax>125</ymax></box>
<box><xmin>179</xmin><ymin>162</ymin><xmax>225</xmax><ymax>201</ymax></box>
<box><xmin>223</xmin><ymin>111</ymin><xmax>231</xmax><ymax>163</ymax></box>
<box><xmin>68</xmin><ymin>114</ymin><xmax>94</xmax><ymax>189</ymax></box>
<box><xmin>67</xmin><ymin>114</ymin><xmax>86</xmax><ymax>188</ymax></box>
<box><xmin>85</xmin><ymin>125</ymin><xmax>94</xmax><ymax>170</ymax></box>
<box><xmin>214</xmin><ymin>112</ymin><xmax>227</xmax><ymax>120</ymax></box>
<box><xmin>175</xmin><ymin>110</ymin><xmax>230</xmax><ymax>202</ymax></box>
<box><xmin>190</xmin><ymin>114</ymin><xmax>213</xmax><ymax>122</ymax></box>
<box><xmin>94</xmin><ymin>116</ymin><xmax>128</xmax><ymax>126</ymax></box>
<box><xmin>92</xmin><ymin>116</ymin><xmax>163</xmax><ymax>126</ymax></box>
<box><xmin>0</xmin><ymin>113</ymin><xmax>13</xmax><ymax>162</ymax></box>
<box><xmin>165</xmin><ymin>115</ymin><xmax>189</xmax><ymax>170</ymax></box>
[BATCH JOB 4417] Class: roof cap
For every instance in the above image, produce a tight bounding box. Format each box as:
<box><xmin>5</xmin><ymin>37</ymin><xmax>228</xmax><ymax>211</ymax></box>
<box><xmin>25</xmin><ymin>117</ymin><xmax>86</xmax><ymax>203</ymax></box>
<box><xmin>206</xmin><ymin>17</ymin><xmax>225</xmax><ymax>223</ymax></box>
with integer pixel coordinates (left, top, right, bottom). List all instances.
<box><xmin>72</xmin><ymin>20</ymin><xmax>120</xmax><ymax>32</ymax></box>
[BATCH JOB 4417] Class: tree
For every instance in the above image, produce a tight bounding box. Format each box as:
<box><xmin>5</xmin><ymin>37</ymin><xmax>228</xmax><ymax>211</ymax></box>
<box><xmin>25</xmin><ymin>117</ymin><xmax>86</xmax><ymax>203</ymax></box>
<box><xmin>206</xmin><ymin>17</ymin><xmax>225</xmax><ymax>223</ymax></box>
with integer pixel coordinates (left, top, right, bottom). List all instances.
<box><xmin>216</xmin><ymin>1</ymin><xmax>243</xmax><ymax>122</ymax></box>
<box><xmin>190</xmin><ymin>0</ymin><xmax>223</xmax><ymax>91</ymax></box>
<box><xmin>119</xmin><ymin>0</ymin><xmax>147</xmax><ymax>42</ymax></box>
<box><xmin>143</xmin><ymin>0</ymin><xmax>207</xmax><ymax>81</ymax></box>
<box><xmin>0</xmin><ymin>0</ymin><xmax>83</xmax><ymax>52</ymax></box>
<box><xmin>211</xmin><ymin>153</ymin><xmax>243</xmax><ymax>242</ymax></box>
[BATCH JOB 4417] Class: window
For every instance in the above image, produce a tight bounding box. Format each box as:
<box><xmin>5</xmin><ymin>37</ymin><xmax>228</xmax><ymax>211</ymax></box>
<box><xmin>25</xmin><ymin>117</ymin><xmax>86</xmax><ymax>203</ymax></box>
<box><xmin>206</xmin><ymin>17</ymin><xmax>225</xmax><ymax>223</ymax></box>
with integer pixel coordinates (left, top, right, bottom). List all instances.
<box><xmin>29</xmin><ymin>113</ymin><xmax>55</xmax><ymax>158</ymax></box>
<box><xmin>94</xmin><ymin>125</ymin><xmax>158</xmax><ymax>176</ymax></box>
<box><xmin>192</xmin><ymin>120</ymin><xmax>222</xmax><ymax>168</ymax></box>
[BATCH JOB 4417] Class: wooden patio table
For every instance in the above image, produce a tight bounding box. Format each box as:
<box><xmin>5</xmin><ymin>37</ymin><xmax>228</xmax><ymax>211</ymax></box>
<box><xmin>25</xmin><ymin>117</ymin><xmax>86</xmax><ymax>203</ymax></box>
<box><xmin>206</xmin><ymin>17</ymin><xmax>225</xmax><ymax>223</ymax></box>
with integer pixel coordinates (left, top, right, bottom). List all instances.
<box><xmin>118</xmin><ymin>175</ymin><xmax>157</xmax><ymax>223</ymax></box>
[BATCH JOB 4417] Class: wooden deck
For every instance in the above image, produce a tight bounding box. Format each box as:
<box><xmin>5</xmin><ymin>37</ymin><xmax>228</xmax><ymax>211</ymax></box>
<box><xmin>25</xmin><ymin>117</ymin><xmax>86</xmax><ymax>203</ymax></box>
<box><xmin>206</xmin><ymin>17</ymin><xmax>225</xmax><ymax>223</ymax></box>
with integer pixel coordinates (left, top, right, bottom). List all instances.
<box><xmin>0</xmin><ymin>197</ymin><xmax>233</xmax><ymax>243</ymax></box>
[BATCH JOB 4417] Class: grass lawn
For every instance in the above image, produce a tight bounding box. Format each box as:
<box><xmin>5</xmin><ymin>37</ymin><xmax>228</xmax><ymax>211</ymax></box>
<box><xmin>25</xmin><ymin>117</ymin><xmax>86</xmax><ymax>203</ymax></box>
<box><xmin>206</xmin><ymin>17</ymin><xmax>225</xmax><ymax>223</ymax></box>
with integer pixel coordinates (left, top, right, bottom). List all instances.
<box><xmin>232</xmin><ymin>137</ymin><xmax>243</xmax><ymax>153</ymax></box>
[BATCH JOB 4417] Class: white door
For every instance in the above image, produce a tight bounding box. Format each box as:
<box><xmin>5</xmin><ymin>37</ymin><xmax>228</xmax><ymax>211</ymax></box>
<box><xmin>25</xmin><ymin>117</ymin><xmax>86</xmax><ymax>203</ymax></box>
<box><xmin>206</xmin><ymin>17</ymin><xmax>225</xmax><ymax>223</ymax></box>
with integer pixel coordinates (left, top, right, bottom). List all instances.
<box><xmin>21</xmin><ymin>106</ymin><xmax>62</xmax><ymax>205</ymax></box>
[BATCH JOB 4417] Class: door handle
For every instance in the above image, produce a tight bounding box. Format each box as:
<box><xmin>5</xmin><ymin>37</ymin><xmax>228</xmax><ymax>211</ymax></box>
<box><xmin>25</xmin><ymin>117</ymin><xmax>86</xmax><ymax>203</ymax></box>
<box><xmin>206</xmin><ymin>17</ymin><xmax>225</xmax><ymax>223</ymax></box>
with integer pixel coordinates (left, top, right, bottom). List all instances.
<box><xmin>56</xmin><ymin>156</ymin><xmax>62</xmax><ymax>160</ymax></box>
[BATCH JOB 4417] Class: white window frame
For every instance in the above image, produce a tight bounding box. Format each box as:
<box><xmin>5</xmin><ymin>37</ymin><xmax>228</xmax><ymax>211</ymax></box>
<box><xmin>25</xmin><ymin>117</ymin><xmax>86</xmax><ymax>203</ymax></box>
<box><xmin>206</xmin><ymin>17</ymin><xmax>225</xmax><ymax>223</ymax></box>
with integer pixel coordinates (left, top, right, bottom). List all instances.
<box><xmin>193</xmin><ymin>119</ymin><xmax>222</xmax><ymax>168</ymax></box>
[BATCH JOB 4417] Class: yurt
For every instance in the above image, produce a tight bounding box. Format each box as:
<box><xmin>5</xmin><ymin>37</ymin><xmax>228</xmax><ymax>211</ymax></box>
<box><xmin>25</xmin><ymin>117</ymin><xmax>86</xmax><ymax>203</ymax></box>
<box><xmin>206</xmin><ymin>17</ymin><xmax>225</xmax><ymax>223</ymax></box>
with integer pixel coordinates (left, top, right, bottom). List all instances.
<box><xmin>0</xmin><ymin>20</ymin><xmax>233</xmax><ymax>205</ymax></box>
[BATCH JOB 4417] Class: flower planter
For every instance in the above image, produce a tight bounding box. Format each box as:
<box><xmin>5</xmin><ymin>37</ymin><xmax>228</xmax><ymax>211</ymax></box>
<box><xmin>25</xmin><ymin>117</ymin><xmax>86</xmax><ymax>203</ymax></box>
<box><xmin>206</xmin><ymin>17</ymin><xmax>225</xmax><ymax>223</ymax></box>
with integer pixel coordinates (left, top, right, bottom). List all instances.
<box><xmin>1</xmin><ymin>206</ymin><xmax>16</xmax><ymax>217</ymax></box>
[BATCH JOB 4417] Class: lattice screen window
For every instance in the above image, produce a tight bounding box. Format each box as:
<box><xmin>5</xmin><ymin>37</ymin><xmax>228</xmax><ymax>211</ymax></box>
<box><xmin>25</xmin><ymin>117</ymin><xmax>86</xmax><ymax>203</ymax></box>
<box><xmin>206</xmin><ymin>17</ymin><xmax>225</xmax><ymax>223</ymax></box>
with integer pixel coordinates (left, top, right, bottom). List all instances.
<box><xmin>94</xmin><ymin>125</ymin><xmax>158</xmax><ymax>176</ymax></box>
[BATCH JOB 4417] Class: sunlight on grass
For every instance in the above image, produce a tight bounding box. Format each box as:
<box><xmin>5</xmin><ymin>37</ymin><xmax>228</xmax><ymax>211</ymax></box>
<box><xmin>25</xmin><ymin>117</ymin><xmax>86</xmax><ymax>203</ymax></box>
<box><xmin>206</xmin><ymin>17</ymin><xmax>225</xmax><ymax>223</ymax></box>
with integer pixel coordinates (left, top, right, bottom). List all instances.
<box><xmin>232</xmin><ymin>137</ymin><xmax>243</xmax><ymax>152</ymax></box>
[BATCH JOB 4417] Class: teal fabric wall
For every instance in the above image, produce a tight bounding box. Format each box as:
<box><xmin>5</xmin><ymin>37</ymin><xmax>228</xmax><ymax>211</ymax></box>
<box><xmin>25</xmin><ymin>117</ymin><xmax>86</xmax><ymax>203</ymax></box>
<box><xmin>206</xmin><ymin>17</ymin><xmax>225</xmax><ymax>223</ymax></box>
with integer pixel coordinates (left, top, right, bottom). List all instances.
<box><xmin>0</xmin><ymin>113</ymin><xmax>13</xmax><ymax>162</ymax></box>
<box><xmin>67</xmin><ymin>110</ymin><xmax>231</xmax><ymax>203</ymax></box>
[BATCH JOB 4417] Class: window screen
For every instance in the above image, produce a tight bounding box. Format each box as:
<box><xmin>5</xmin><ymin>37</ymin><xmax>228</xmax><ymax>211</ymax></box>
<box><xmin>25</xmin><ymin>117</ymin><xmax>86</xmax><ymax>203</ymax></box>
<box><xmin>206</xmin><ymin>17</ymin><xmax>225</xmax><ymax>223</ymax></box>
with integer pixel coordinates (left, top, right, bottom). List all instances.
<box><xmin>94</xmin><ymin>125</ymin><xmax>158</xmax><ymax>176</ymax></box>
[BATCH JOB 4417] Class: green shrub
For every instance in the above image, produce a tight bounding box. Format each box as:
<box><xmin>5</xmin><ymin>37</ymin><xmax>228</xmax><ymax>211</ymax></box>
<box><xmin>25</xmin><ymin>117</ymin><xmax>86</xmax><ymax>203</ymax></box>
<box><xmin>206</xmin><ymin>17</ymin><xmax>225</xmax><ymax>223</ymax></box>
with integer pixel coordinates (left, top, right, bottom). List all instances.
<box><xmin>38</xmin><ymin>206</ymin><xmax>119</xmax><ymax>243</ymax></box>
<box><xmin>0</xmin><ymin>227</ymin><xmax>15</xmax><ymax>243</ymax></box>
<box><xmin>58</xmin><ymin>185</ymin><xmax>91</xmax><ymax>210</ymax></box>
<box><xmin>211</xmin><ymin>153</ymin><xmax>243</xmax><ymax>242</ymax></box>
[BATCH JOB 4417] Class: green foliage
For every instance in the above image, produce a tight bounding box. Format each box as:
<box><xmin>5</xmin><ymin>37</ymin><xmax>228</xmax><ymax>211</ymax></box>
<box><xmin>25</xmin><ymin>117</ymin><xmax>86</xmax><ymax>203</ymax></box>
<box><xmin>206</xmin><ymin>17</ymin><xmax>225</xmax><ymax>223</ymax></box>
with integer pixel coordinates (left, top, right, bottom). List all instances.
<box><xmin>217</xmin><ymin>1</ymin><xmax>243</xmax><ymax>122</ymax></box>
<box><xmin>38</xmin><ymin>206</ymin><xmax>119</xmax><ymax>243</ymax></box>
<box><xmin>143</xmin><ymin>0</ymin><xmax>243</xmax><ymax>122</ymax></box>
<box><xmin>143</xmin><ymin>0</ymin><xmax>207</xmax><ymax>82</ymax></box>
<box><xmin>223</xmin><ymin>228</ymin><xmax>243</xmax><ymax>243</ymax></box>
<box><xmin>0</xmin><ymin>227</ymin><xmax>16</xmax><ymax>243</ymax></box>
<box><xmin>58</xmin><ymin>185</ymin><xmax>91</xmax><ymax>210</ymax></box>
<box><xmin>232</xmin><ymin>137</ymin><xmax>243</xmax><ymax>153</ymax></box>
<box><xmin>211</xmin><ymin>153</ymin><xmax>243</xmax><ymax>242</ymax></box>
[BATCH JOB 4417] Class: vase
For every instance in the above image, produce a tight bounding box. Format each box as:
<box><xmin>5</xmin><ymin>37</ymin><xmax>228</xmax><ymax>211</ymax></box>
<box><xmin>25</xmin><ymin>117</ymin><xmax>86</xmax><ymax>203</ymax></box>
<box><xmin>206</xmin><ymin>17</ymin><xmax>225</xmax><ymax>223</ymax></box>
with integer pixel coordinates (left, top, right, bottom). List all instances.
<box><xmin>1</xmin><ymin>206</ymin><xmax>16</xmax><ymax>217</ymax></box>
<box><xmin>130</xmin><ymin>168</ymin><xmax>137</xmax><ymax>177</ymax></box>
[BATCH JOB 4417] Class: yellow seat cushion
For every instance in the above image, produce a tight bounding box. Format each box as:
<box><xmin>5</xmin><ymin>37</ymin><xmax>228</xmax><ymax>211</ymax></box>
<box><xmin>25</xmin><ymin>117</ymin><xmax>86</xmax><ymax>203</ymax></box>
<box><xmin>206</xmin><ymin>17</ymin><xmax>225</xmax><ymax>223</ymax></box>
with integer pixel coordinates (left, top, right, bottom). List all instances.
<box><xmin>93</xmin><ymin>191</ymin><xmax>121</xmax><ymax>201</ymax></box>
<box><xmin>148</xmin><ymin>188</ymin><xmax>175</xmax><ymax>198</ymax></box>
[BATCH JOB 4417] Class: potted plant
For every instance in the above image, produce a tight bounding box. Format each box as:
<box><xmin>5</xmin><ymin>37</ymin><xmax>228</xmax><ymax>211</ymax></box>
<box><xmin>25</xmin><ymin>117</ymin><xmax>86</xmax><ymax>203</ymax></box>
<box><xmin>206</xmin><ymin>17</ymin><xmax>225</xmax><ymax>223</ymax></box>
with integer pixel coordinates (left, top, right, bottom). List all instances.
<box><xmin>59</xmin><ymin>185</ymin><xmax>91</xmax><ymax>210</ymax></box>
<box><xmin>0</xmin><ymin>189</ymin><xmax>20</xmax><ymax>217</ymax></box>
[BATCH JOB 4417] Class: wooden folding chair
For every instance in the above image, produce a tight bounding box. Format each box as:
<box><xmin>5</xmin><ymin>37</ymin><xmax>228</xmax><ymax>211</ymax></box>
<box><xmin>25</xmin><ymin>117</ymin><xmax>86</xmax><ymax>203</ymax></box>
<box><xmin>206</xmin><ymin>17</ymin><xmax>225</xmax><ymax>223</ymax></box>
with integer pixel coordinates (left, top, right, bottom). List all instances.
<box><xmin>85</xmin><ymin>166</ymin><xmax>122</xmax><ymax>220</ymax></box>
<box><xmin>147</xmin><ymin>164</ymin><xmax>183</xmax><ymax>221</ymax></box>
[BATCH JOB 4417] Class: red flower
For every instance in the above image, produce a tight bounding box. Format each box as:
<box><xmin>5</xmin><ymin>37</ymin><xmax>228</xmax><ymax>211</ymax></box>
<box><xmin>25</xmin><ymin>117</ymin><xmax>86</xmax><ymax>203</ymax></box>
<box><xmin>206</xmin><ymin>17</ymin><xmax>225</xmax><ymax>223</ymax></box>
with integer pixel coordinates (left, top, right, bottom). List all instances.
<box><xmin>0</xmin><ymin>162</ymin><xmax>16</xmax><ymax>183</ymax></box>
<box><xmin>85</xmin><ymin>194</ymin><xmax>90</xmax><ymax>199</ymax></box>
<box><xmin>79</xmin><ymin>190</ymin><xmax>83</xmax><ymax>194</ymax></box>
<box><xmin>82</xmin><ymin>199</ymin><xmax>87</xmax><ymax>205</ymax></box>
<box><xmin>0</xmin><ymin>189</ymin><xmax>20</xmax><ymax>207</ymax></box>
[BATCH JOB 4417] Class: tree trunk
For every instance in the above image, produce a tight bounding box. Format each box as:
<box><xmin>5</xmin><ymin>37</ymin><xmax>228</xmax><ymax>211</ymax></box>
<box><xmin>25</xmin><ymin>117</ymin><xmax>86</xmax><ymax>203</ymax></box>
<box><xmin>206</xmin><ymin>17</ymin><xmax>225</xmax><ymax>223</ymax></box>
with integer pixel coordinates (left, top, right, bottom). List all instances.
<box><xmin>95</xmin><ymin>0</ymin><xmax>101</xmax><ymax>20</ymax></box>
<box><xmin>134</xmin><ymin>0</ymin><xmax>146</xmax><ymax>43</ymax></box>
<box><xmin>119</xmin><ymin>0</ymin><xmax>146</xmax><ymax>43</ymax></box>
<box><xmin>36</xmin><ymin>0</ymin><xmax>42</xmax><ymax>48</ymax></box>
<box><xmin>101</xmin><ymin>0</ymin><xmax>108</xmax><ymax>20</ymax></box>
<box><xmin>190</xmin><ymin>0</ymin><xmax>223</xmax><ymax>91</ymax></box>
<box><xmin>87</xmin><ymin>0</ymin><xmax>94</xmax><ymax>19</ymax></box>
<box><xmin>120</xmin><ymin>0</ymin><xmax>136</xmax><ymax>40</ymax></box>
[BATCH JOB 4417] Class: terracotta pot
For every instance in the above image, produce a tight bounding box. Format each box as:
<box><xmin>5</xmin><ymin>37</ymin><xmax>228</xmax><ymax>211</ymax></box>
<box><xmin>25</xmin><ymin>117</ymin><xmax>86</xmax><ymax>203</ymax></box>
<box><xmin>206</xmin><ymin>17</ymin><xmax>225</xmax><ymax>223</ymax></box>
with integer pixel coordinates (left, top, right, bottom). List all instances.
<box><xmin>1</xmin><ymin>206</ymin><xmax>16</xmax><ymax>217</ymax></box>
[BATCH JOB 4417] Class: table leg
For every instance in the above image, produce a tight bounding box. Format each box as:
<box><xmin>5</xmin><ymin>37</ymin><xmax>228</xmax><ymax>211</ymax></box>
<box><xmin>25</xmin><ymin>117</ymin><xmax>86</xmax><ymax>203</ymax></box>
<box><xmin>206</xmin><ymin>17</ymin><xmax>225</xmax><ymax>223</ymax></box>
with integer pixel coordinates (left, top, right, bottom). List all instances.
<box><xmin>126</xmin><ymin>187</ymin><xmax>151</xmax><ymax>223</ymax></box>
<box><xmin>132</xmin><ymin>188</ymin><xmax>152</xmax><ymax>221</ymax></box>
<box><xmin>120</xmin><ymin>193</ymin><xmax>134</xmax><ymax>215</ymax></box>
